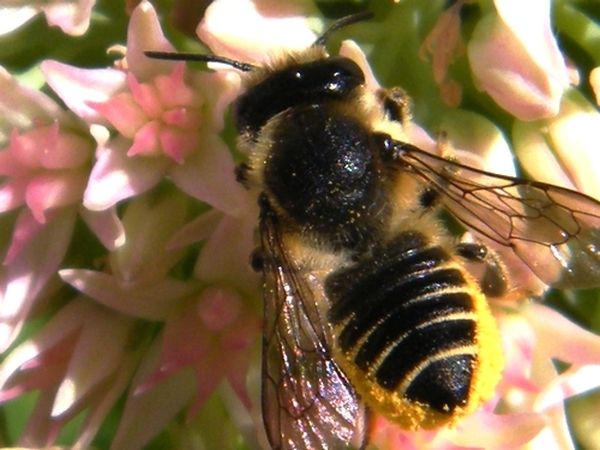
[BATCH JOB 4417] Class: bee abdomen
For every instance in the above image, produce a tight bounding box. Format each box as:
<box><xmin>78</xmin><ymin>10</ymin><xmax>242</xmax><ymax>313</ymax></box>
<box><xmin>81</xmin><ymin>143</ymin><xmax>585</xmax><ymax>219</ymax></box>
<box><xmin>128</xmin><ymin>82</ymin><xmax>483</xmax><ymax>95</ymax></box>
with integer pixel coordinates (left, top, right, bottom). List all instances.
<box><xmin>326</xmin><ymin>230</ymin><xmax>482</xmax><ymax>415</ymax></box>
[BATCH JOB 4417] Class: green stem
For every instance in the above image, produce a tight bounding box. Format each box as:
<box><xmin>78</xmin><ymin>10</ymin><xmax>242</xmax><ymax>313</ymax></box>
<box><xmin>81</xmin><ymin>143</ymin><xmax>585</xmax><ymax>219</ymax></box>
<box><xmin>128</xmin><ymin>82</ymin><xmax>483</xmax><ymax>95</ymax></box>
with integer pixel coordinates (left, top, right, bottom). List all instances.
<box><xmin>554</xmin><ymin>1</ymin><xmax>600</xmax><ymax>64</ymax></box>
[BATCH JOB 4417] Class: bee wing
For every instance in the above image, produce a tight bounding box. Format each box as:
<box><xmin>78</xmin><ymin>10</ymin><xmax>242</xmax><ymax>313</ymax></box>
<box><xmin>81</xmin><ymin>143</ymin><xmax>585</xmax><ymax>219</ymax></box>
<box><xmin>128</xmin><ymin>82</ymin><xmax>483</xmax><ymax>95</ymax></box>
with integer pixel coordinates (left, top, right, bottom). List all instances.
<box><xmin>259</xmin><ymin>200</ymin><xmax>366</xmax><ymax>450</ymax></box>
<box><xmin>392</xmin><ymin>141</ymin><xmax>600</xmax><ymax>289</ymax></box>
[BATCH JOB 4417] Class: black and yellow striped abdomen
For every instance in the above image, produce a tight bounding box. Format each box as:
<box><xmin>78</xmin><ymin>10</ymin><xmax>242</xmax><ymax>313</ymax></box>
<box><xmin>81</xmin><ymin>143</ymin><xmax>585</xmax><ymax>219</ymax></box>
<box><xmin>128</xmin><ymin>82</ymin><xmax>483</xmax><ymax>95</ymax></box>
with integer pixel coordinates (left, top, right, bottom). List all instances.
<box><xmin>325</xmin><ymin>230</ymin><xmax>503</xmax><ymax>430</ymax></box>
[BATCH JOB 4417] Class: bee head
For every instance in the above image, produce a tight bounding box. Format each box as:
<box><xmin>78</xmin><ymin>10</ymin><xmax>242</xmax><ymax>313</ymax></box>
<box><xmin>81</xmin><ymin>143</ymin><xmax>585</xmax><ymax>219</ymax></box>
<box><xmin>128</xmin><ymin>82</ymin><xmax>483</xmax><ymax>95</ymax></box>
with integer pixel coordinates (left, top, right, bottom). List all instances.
<box><xmin>144</xmin><ymin>12</ymin><xmax>373</xmax><ymax>138</ymax></box>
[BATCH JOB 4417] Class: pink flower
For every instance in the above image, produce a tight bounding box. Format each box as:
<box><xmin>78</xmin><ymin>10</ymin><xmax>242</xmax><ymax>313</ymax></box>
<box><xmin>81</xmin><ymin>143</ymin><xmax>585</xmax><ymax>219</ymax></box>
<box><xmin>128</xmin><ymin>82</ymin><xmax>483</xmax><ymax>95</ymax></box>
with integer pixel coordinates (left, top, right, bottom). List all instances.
<box><xmin>422</xmin><ymin>0</ymin><xmax>570</xmax><ymax>119</ymax></box>
<box><xmin>0</xmin><ymin>67</ymin><xmax>102</xmax><ymax>353</ymax></box>
<box><xmin>41</xmin><ymin>1</ymin><xmax>243</xmax><ymax>214</ymax></box>
<box><xmin>0</xmin><ymin>122</ymin><xmax>92</xmax><ymax>224</ymax></box>
<box><xmin>90</xmin><ymin>63</ymin><xmax>202</xmax><ymax>163</ymax></box>
<box><xmin>124</xmin><ymin>286</ymin><xmax>259</xmax><ymax>416</ymax></box>
<box><xmin>58</xmin><ymin>192</ymin><xmax>260</xmax><ymax>448</ymax></box>
<box><xmin>467</xmin><ymin>0</ymin><xmax>569</xmax><ymax>120</ymax></box>
<box><xmin>0</xmin><ymin>0</ymin><xmax>96</xmax><ymax>36</ymax></box>
<box><xmin>0</xmin><ymin>299</ymin><xmax>137</xmax><ymax>448</ymax></box>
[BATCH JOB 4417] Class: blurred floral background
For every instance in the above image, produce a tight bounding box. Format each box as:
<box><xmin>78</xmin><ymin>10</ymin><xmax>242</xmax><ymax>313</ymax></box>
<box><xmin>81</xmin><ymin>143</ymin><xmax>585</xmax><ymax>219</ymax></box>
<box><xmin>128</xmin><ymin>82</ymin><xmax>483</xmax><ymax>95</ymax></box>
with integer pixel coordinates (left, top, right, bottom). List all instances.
<box><xmin>1</xmin><ymin>0</ymin><xmax>600</xmax><ymax>449</ymax></box>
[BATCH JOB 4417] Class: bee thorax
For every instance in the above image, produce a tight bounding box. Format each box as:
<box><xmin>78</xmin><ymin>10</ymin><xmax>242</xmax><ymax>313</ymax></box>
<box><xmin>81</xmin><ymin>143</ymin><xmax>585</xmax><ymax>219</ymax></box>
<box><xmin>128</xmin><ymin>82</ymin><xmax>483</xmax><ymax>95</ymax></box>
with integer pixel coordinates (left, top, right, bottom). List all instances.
<box><xmin>263</xmin><ymin>104</ymin><xmax>389</xmax><ymax>249</ymax></box>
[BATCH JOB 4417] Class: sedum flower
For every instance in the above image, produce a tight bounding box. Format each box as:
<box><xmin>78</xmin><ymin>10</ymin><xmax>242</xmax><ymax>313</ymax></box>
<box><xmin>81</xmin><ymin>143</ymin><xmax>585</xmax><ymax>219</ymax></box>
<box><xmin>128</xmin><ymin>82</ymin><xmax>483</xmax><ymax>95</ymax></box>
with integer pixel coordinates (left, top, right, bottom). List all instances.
<box><xmin>41</xmin><ymin>1</ymin><xmax>243</xmax><ymax>214</ymax></box>
<box><xmin>422</xmin><ymin>0</ymin><xmax>570</xmax><ymax>120</ymax></box>
<box><xmin>0</xmin><ymin>66</ymin><xmax>102</xmax><ymax>353</ymax></box>
<box><xmin>0</xmin><ymin>122</ymin><xmax>91</xmax><ymax>224</ymax></box>
<box><xmin>58</xmin><ymin>191</ymin><xmax>260</xmax><ymax>448</ymax></box>
<box><xmin>90</xmin><ymin>63</ymin><xmax>203</xmax><ymax>163</ymax></box>
<box><xmin>467</xmin><ymin>0</ymin><xmax>570</xmax><ymax>120</ymax></box>
<box><xmin>0</xmin><ymin>298</ymin><xmax>137</xmax><ymax>448</ymax></box>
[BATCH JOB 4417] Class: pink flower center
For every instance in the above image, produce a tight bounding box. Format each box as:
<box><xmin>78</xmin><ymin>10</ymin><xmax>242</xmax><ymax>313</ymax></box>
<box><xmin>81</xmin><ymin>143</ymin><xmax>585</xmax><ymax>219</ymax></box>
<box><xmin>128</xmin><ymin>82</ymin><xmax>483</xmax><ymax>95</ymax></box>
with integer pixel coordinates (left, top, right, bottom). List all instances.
<box><xmin>197</xmin><ymin>286</ymin><xmax>242</xmax><ymax>331</ymax></box>
<box><xmin>93</xmin><ymin>63</ymin><xmax>203</xmax><ymax>164</ymax></box>
<box><xmin>0</xmin><ymin>122</ymin><xmax>93</xmax><ymax>222</ymax></box>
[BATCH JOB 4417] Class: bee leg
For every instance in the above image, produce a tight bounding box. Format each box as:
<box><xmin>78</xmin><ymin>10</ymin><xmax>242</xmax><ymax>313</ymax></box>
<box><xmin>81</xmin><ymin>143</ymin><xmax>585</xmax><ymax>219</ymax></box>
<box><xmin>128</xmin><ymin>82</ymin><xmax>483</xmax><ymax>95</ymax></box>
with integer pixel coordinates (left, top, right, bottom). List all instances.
<box><xmin>377</xmin><ymin>86</ymin><xmax>411</xmax><ymax>126</ymax></box>
<box><xmin>456</xmin><ymin>242</ymin><xmax>509</xmax><ymax>298</ymax></box>
<box><xmin>235</xmin><ymin>162</ymin><xmax>251</xmax><ymax>188</ymax></box>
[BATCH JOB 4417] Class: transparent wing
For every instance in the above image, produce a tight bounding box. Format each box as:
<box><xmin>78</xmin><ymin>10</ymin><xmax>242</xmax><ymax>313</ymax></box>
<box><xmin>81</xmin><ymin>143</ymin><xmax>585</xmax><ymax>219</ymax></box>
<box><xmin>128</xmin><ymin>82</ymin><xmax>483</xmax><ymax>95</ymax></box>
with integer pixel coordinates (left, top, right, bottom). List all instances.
<box><xmin>391</xmin><ymin>141</ymin><xmax>600</xmax><ymax>289</ymax></box>
<box><xmin>259</xmin><ymin>199</ymin><xmax>366</xmax><ymax>450</ymax></box>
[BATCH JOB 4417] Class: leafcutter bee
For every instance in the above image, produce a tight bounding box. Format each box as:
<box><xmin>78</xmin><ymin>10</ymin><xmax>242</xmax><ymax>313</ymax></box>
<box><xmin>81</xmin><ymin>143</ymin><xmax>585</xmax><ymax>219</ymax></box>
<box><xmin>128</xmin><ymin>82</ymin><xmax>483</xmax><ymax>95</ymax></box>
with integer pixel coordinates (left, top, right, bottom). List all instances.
<box><xmin>147</xmin><ymin>11</ymin><xmax>600</xmax><ymax>450</ymax></box>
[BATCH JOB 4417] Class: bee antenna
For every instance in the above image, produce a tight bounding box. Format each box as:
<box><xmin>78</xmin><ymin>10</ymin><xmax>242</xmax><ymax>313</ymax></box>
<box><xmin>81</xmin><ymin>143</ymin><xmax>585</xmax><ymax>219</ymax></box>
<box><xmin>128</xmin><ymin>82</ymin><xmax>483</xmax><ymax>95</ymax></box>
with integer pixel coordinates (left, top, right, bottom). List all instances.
<box><xmin>143</xmin><ymin>51</ymin><xmax>256</xmax><ymax>72</ymax></box>
<box><xmin>313</xmin><ymin>11</ymin><xmax>374</xmax><ymax>47</ymax></box>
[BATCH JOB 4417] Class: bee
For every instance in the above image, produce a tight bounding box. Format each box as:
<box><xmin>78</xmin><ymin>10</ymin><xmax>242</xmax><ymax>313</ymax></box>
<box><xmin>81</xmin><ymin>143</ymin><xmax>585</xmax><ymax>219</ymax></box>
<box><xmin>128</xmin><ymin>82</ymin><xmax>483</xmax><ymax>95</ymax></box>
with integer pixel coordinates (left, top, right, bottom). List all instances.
<box><xmin>147</xmin><ymin>11</ymin><xmax>600</xmax><ymax>450</ymax></box>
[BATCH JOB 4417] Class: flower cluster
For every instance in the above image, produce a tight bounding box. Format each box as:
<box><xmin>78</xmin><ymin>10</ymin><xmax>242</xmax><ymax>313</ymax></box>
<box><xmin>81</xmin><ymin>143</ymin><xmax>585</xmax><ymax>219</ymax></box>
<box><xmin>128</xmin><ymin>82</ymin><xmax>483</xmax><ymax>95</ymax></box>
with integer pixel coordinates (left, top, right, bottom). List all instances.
<box><xmin>0</xmin><ymin>0</ymin><xmax>599</xmax><ymax>449</ymax></box>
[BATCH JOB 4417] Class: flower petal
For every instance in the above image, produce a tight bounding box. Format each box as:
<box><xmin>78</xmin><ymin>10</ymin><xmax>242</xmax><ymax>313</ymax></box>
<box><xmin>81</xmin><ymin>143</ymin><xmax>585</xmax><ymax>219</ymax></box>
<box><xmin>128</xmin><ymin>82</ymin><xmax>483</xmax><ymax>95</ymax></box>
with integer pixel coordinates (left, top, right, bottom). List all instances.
<box><xmin>0</xmin><ymin>300</ymin><xmax>91</xmax><ymax>389</ymax></box>
<box><xmin>90</xmin><ymin>92</ymin><xmax>148</xmax><ymax>138</ymax></box>
<box><xmin>440</xmin><ymin>109</ymin><xmax>516</xmax><ymax>177</ymax></box>
<box><xmin>158</xmin><ymin>126</ymin><xmax>198</xmax><ymax>163</ymax></box>
<box><xmin>111</xmin><ymin>341</ymin><xmax>197</xmax><ymax>450</ymax></box>
<box><xmin>79</xmin><ymin>207</ymin><xmax>126</xmax><ymax>251</ymax></box>
<box><xmin>0</xmin><ymin>66</ymin><xmax>66</xmax><ymax>141</ymax></box>
<box><xmin>73</xmin><ymin>355</ymin><xmax>136</xmax><ymax>449</ymax></box>
<box><xmin>59</xmin><ymin>269</ymin><xmax>193</xmax><ymax>320</ymax></box>
<box><xmin>127</xmin><ymin>72</ymin><xmax>163</xmax><ymax>118</ymax></box>
<box><xmin>512</xmin><ymin>120</ymin><xmax>577</xmax><ymax>189</ymax></box>
<box><xmin>170</xmin><ymin>134</ymin><xmax>249</xmax><ymax>214</ymax></box>
<box><xmin>167</xmin><ymin>209</ymin><xmax>222</xmax><ymax>250</ymax></box>
<box><xmin>25</xmin><ymin>171</ymin><xmax>87</xmax><ymax>223</ymax></box>
<box><xmin>0</xmin><ymin>178</ymin><xmax>27</xmax><ymax>215</ymax></box>
<box><xmin>41</xmin><ymin>60</ymin><xmax>127</xmax><ymax>124</ymax></box>
<box><xmin>544</xmin><ymin>90</ymin><xmax>600</xmax><ymax>200</ymax></box>
<box><xmin>52</xmin><ymin>307</ymin><xmax>132</xmax><ymax>416</ymax></box>
<box><xmin>41</xmin><ymin>0</ymin><xmax>95</xmax><ymax>36</ymax></box>
<box><xmin>160</xmin><ymin>301</ymin><xmax>211</xmax><ymax>370</ymax></box>
<box><xmin>196</xmin><ymin>0</ymin><xmax>316</xmax><ymax>63</ymax></box>
<box><xmin>0</xmin><ymin>209</ymin><xmax>76</xmax><ymax>351</ymax></box>
<box><xmin>155</xmin><ymin>63</ymin><xmax>195</xmax><ymax>109</ymax></box>
<box><xmin>83</xmin><ymin>139</ymin><xmax>167</xmax><ymax>210</ymax></box>
<box><xmin>535</xmin><ymin>365</ymin><xmax>600</xmax><ymax>411</ymax></box>
<box><xmin>451</xmin><ymin>412</ymin><xmax>545</xmax><ymax>449</ymax></box>
<box><xmin>494</xmin><ymin>0</ymin><xmax>568</xmax><ymax>93</ymax></box>
<box><xmin>528</xmin><ymin>402</ymin><xmax>574</xmax><ymax>450</ymax></box>
<box><xmin>194</xmin><ymin>213</ymin><xmax>257</xmax><ymax>293</ymax></box>
<box><xmin>523</xmin><ymin>303</ymin><xmax>600</xmax><ymax>366</ymax></box>
<box><xmin>113</xmin><ymin>193</ymin><xmax>187</xmax><ymax>283</ymax></box>
<box><xmin>126</xmin><ymin>1</ymin><xmax>176</xmax><ymax>80</ymax></box>
<box><xmin>0</xmin><ymin>6</ymin><xmax>37</xmax><ymax>35</ymax></box>
<box><xmin>3</xmin><ymin>208</ymin><xmax>44</xmax><ymax>264</ymax></box>
<box><xmin>467</xmin><ymin>9</ymin><xmax>567</xmax><ymax>120</ymax></box>
<box><xmin>128</xmin><ymin>120</ymin><xmax>161</xmax><ymax>157</ymax></box>
<box><xmin>192</xmin><ymin>70</ymin><xmax>241</xmax><ymax>132</ymax></box>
